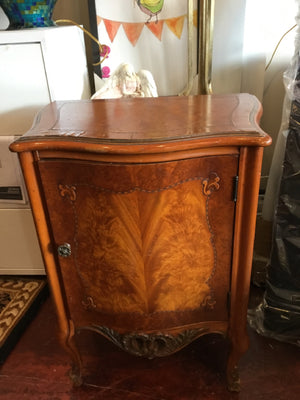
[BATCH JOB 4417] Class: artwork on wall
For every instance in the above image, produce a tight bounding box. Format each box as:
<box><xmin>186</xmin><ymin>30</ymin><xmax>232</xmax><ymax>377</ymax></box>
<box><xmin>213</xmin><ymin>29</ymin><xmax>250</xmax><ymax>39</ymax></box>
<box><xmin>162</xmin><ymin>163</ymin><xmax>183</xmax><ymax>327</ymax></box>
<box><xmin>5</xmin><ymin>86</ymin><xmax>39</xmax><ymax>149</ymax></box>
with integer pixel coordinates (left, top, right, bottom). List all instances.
<box><xmin>91</xmin><ymin>0</ymin><xmax>198</xmax><ymax>96</ymax></box>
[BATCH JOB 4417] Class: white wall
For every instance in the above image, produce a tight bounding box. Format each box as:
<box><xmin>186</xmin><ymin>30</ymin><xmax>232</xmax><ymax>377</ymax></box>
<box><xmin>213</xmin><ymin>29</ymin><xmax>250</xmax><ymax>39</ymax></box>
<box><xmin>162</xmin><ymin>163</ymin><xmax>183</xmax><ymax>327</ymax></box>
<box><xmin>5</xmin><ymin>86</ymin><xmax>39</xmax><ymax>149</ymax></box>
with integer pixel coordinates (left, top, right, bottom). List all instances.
<box><xmin>241</xmin><ymin>0</ymin><xmax>298</xmax><ymax>177</ymax></box>
<box><xmin>212</xmin><ymin>0</ymin><xmax>247</xmax><ymax>94</ymax></box>
<box><xmin>211</xmin><ymin>0</ymin><xmax>298</xmax><ymax>177</ymax></box>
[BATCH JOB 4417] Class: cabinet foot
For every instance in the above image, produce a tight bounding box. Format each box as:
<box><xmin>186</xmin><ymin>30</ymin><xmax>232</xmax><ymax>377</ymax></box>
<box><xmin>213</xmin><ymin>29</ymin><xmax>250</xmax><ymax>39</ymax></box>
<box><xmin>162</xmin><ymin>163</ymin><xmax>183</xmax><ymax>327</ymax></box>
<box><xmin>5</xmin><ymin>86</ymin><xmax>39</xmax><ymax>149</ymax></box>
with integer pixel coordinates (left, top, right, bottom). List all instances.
<box><xmin>226</xmin><ymin>331</ymin><xmax>249</xmax><ymax>392</ymax></box>
<box><xmin>226</xmin><ymin>366</ymin><xmax>240</xmax><ymax>392</ymax></box>
<box><xmin>69</xmin><ymin>364</ymin><xmax>83</xmax><ymax>387</ymax></box>
<box><xmin>61</xmin><ymin>321</ymin><xmax>83</xmax><ymax>386</ymax></box>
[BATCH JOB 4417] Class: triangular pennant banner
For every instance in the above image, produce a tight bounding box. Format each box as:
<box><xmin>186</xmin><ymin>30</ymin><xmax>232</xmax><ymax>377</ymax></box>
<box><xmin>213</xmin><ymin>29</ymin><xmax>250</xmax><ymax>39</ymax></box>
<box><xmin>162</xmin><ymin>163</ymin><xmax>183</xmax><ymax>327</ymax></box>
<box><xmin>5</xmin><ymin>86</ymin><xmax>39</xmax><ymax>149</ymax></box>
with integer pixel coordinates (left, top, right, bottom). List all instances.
<box><xmin>103</xmin><ymin>19</ymin><xmax>121</xmax><ymax>43</ymax></box>
<box><xmin>99</xmin><ymin>10</ymin><xmax>197</xmax><ymax>45</ymax></box>
<box><xmin>165</xmin><ymin>16</ymin><xmax>185</xmax><ymax>39</ymax></box>
<box><xmin>145</xmin><ymin>20</ymin><xmax>164</xmax><ymax>41</ymax></box>
<box><xmin>122</xmin><ymin>22</ymin><xmax>144</xmax><ymax>46</ymax></box>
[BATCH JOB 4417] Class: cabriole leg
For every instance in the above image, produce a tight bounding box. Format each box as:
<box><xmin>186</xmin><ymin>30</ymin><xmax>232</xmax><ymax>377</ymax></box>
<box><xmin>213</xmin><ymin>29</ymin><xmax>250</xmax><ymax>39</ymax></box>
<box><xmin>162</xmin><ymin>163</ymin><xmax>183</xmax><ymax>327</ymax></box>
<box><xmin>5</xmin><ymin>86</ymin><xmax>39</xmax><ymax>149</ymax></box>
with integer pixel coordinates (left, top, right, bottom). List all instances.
<box><xmin>60</xmin><ymin>320</ymin><xmax>83</xmax><ymax>386</ymax></box>
<box><xmin>226</xmin><ymin>333</ymin><xmax>249</xmax><ymax>392</ymax></box>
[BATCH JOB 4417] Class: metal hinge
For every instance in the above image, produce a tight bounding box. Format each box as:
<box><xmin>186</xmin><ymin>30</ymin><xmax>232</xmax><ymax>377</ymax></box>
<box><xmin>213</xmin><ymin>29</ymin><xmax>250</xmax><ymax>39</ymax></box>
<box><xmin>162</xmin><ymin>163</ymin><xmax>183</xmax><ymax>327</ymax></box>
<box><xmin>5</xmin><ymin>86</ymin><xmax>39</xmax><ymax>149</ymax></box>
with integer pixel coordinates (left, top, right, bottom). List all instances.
<box><xmin>233</xmin><ymin>176</ymin><xmax>239</xmax><ymax>202</ymax></box>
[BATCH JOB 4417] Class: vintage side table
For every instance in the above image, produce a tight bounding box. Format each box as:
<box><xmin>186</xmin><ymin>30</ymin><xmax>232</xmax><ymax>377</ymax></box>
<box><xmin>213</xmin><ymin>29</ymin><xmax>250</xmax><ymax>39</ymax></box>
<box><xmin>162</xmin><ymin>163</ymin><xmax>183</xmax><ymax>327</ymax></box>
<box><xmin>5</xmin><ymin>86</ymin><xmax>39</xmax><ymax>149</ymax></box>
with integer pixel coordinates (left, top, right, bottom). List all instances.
<box><xmin>10</xmin><ymin>94</ymin><xmax>271</xmax><ymax>391</ymax></box>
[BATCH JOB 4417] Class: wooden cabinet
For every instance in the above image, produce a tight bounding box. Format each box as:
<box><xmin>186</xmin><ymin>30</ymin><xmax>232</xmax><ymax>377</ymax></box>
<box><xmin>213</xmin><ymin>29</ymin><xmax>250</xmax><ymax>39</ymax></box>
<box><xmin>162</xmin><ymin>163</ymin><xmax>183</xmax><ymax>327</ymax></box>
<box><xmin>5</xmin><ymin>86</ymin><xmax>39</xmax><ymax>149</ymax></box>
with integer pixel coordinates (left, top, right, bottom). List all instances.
<box><xmin>10</xmin><ymin>94</ymin><xmax>271</xmax><ymax>391</ymax></box>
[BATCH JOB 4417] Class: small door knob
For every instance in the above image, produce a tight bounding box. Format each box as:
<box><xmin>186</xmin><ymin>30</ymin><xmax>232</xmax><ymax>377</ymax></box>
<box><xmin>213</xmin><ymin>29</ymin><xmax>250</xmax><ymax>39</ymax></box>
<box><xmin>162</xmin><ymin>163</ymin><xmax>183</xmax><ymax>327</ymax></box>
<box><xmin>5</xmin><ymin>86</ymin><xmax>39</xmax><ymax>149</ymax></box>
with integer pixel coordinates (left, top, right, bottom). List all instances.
<box><xmin>57</xmin><ymin>243</ymin><xmax>71</xmax><ymax>258</ymax></box>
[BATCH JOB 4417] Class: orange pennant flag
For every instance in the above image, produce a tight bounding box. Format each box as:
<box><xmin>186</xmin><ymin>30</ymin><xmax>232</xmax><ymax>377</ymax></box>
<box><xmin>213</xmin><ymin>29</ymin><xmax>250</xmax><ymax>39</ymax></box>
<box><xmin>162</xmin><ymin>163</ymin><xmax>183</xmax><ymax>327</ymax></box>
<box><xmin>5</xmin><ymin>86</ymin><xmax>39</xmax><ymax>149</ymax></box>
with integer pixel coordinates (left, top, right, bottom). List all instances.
<box><xmin>145</xmin><ymin>20</ymin><xmax>164</xmax><ymax>41</ymax></box>
<box><xmin>165</xmin><ymin>16</ymin><xmax>185</xmax><ymax>39</ymax></box>
<box><xmin>97</xmin><ymin>15</ymin><xmax>102</xmax><ymax>26</ymax></box>
<box><xmin>122</xmin><ymin>22</ymin><xmax>144</xmax><ymax>46</ymax></box>
<box><xmin>103</xmin><ymin>19</ymin><xmax>121</xmax><ymax>43</ymax></box>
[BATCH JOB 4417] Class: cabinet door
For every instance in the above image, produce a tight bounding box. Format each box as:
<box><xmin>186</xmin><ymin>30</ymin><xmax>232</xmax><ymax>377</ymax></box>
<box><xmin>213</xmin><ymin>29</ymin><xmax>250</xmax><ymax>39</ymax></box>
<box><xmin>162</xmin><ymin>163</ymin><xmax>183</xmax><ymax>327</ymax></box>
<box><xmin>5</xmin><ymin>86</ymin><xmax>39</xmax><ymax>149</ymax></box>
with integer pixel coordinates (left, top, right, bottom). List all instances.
<box><xmin>38</xmin><ymin>155</ymin><xmax>238</xmax><ymax>331</ymax></box>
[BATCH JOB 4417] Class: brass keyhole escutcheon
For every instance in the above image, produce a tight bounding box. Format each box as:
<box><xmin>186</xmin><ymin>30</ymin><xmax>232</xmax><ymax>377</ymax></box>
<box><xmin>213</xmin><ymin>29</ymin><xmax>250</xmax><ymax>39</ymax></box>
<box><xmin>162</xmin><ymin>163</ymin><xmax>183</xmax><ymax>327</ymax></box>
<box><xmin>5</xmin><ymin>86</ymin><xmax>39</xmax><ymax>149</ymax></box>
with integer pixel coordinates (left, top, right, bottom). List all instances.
<box><xmin>57</xmin><ymin>243</ymin><xmax>71</xmax><ymax>258</ymax></box>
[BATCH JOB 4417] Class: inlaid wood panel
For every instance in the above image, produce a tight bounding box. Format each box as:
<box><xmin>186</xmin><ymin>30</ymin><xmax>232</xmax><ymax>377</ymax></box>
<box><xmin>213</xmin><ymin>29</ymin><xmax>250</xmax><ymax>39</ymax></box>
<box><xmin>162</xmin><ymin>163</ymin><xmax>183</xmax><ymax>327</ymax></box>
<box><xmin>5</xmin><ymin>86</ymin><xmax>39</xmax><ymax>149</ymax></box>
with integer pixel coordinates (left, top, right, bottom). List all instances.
<box><xmin>37</xmin><ymin>155</ymin><xmax>238</xmax><ymax>331</ymax></box>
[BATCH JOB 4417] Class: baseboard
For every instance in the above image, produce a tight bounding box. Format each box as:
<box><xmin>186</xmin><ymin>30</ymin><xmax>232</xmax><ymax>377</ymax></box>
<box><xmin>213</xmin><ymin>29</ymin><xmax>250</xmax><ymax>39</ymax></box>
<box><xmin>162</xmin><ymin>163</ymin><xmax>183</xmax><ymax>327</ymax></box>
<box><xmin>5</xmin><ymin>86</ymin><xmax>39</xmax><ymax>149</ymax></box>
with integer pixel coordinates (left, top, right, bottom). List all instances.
<box><xmin>0</xmin><ymin>268</ymin><xmax>46</xmax><ymax>275</ymax></box>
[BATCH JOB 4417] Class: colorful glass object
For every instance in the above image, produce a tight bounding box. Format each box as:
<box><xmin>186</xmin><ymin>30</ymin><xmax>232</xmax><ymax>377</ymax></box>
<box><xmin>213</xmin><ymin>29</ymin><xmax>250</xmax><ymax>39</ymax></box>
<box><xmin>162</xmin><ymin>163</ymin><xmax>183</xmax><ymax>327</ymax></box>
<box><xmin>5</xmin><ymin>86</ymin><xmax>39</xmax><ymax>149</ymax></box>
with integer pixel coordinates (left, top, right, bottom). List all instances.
<box><xmin>0</xmin><ymin>0</ymin><xmax>57</xmax><ymax>29</ymax></box>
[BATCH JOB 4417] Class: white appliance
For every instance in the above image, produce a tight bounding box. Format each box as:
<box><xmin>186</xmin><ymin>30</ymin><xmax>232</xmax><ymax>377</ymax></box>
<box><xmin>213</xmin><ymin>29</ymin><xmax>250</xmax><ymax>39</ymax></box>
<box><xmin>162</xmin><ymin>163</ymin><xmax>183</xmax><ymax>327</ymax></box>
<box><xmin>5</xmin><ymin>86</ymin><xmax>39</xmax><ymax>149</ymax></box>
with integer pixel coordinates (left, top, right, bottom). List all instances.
<box><xmin>0</xmin><ymin>25</ymin><xmax>91</xmax><ymax>274</ymax></box>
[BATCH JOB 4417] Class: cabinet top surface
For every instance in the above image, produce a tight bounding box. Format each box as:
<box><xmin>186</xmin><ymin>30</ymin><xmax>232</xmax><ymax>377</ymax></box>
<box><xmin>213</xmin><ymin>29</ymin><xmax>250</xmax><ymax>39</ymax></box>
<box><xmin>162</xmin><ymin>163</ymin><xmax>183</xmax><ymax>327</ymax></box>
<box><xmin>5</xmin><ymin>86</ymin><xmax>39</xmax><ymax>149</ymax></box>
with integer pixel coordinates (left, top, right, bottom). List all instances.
<box><xmin>11</xmin><ymin>94</ymin><xmax>271</xmax><ymax>153</ymax></box>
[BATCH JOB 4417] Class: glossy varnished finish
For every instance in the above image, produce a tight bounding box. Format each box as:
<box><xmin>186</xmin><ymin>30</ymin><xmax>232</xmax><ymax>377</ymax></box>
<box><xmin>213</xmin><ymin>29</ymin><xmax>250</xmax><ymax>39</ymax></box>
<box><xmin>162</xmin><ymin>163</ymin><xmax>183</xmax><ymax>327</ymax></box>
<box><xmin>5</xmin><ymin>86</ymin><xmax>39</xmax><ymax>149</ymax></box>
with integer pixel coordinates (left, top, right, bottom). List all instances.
<box><xmin>12</xmin><ymin>94</ymin><xmax>270</xmax><ymax>151</ymax></box>
<box><xmin>10</xmin><ymin>94</ymin><xmax>271</xmax><ymax>390</ymax></box>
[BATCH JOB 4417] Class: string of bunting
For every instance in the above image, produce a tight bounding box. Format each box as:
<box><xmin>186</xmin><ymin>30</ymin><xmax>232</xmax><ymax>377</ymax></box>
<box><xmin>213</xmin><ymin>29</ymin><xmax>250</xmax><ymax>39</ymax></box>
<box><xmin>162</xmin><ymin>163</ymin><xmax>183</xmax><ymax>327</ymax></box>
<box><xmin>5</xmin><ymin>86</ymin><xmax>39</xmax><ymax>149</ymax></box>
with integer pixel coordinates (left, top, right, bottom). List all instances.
<box><xmin>97</xmin><ymin>10</ymin><xmax>198</xmax><ymax>46</ymax></box>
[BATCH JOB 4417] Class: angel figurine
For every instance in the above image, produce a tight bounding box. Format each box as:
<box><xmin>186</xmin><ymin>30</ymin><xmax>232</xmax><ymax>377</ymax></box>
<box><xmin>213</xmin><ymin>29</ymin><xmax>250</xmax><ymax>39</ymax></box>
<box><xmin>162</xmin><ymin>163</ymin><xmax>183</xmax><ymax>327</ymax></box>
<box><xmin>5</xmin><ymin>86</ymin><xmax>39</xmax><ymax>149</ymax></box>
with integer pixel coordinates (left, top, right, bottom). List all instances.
<box><xmin>91</xmin><ymin>63</ymin><xmax>158</xmax><ymax>99</ymax></box>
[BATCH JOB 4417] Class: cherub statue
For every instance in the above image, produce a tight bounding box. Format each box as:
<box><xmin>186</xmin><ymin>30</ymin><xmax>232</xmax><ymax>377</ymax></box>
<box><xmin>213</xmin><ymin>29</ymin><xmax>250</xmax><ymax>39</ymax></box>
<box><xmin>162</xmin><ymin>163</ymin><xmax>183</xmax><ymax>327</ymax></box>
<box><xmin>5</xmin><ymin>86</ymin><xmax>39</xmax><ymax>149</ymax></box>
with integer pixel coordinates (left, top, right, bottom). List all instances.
<box><xmin>91</xmin><ymin>63</ymin><xmax>158</xmax><ymax>99</ymax></box>
<box><xmin>136</xmin><ymin>69</ymin><xmax>158</xmax><ymax>97</ymax></box>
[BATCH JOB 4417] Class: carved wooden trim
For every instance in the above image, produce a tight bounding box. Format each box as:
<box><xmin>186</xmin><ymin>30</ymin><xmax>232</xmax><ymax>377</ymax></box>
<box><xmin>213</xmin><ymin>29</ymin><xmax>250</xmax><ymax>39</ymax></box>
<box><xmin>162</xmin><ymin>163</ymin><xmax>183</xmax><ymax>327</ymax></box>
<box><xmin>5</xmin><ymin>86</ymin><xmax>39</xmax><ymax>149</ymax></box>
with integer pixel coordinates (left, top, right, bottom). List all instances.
<box><xmin>82</xmin><ymin>296</ymin><xmax>96</xmax><ymax>310</ymax></box>
<box><xmin>61</xmin><ymin>176</ymin><xmax>207</xmax><ymax>195</ymax></box>
<box><xmin>202</xmin><ymin>173</ymin><xmax>220</xmax><ymax>196</ymax></box>
<box><xmin>58</xmin><ymin>184</ymin><xmax>77</xmax><ymax>201</ymax></box>
<box><xmin>202</xmin><ymin>173</ymin><xmax>220</xmax><ymax>308</ymax></box>
<box><xmin>58</xmin><ymin>173</ymin><xmax>220</xmax><ymax>200</ymax></box>
<box><xmin>201</xmin><ymin>294</ymin><xmax>216</xmax><ymax>310</ymax></box>
<box><xmin>85</xmin><ymin>326</ymin><xmax>209</xmax><ymax>359</ymax></box>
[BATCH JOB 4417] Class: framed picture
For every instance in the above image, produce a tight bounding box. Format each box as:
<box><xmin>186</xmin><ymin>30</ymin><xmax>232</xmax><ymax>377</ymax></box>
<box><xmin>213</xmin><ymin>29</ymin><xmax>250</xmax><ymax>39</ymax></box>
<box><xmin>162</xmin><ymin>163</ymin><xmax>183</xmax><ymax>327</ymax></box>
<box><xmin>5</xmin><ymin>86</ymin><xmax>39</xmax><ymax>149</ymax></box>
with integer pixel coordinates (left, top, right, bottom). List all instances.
<box><xmin>89</xmin><ymin>0</ymin><xmax>198</xmax><ymax>96</ymax></box>
<box><xmin>87</xmin><ymin>0</ymin><xmax>102</xmax><ymax>78</ymax></box>
<box><xmin>88</xmin><ymin>1</ymin><xmax>214</xmax><ymax>96</ymax></box>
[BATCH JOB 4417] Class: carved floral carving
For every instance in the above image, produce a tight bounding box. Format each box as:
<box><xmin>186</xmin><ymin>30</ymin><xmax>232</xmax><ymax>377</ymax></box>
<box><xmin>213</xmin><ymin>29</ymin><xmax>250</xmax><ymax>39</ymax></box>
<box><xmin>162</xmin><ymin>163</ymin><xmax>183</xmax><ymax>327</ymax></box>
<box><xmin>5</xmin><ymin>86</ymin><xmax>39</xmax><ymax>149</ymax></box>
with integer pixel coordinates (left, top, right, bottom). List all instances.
<box><xmin>89</xmin><ymin>326</ymin><xmax>208</xmax><ymax>359</ymax></box>
<box><xmin>82</xmin><ymin>296</ymin><xmax>96</xmax><ymax>310</ymax></box>
<box><xmin>58</xmin><ymin>184</ymin><xmax>77</xmax><ymax>201</ymax></box>
<box><xmin>202</xmin><ymin>173</ymin><xmax>220</xmax><ymax>196</ymax></box>
<box><xmin>201</xmin><ymin>294</ymin><xmax>217</xmax><ymax>310</ymax></box>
